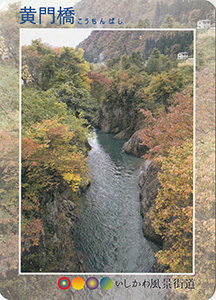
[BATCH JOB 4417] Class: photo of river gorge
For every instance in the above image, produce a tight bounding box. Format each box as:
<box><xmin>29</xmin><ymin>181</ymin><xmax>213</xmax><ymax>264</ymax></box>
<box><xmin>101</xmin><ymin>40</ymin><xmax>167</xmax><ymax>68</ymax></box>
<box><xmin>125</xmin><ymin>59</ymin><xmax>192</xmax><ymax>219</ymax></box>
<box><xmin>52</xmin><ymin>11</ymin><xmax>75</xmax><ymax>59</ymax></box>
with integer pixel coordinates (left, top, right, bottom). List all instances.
<box><xmin>20</xmin><ymin>29</ymin><xmax>194</xmax><ymax>274</ymax></box>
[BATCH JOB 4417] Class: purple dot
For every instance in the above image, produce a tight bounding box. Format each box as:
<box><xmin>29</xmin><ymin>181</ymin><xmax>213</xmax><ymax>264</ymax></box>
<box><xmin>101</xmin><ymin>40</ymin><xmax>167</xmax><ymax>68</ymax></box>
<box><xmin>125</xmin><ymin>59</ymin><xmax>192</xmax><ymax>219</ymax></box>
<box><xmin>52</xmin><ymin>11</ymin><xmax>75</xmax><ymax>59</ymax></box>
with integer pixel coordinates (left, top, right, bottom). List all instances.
<box><xmin>86</xmin><ymin>277</ymin><xmax>99</xmax><ymax>290</ymax></box>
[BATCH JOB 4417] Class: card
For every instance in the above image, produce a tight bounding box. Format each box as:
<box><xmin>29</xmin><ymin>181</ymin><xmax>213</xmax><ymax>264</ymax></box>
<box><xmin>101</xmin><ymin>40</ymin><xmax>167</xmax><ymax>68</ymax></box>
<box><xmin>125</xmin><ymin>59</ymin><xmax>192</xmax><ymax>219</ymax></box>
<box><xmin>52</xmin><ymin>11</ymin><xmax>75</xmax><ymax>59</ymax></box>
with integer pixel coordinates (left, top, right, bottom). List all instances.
<box><xmin>0</xmin><ymin>0</ymin><xmax>215</xmax><ymax>299</ymax></box>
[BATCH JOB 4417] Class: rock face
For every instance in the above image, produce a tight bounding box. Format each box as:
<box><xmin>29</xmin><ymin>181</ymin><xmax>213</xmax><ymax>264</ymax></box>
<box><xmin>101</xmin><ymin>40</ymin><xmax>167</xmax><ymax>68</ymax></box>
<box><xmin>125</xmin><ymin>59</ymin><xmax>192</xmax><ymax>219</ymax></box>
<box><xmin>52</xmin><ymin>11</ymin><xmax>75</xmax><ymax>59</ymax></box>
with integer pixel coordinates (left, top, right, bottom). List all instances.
<box><xmin>99</xmin><ymin>102</ymin><xmax>146</xmax><ymax>140</ymax></box>
<box><xmin>138</xmin><ymin>160</ymin><xmax>163</xmax><ymax>246</ymax></box>
<box><xmin>45</xmin><ymin>189</ymin><xmax>78</xmax><ymax>236</ymax></box>
<box><xmin>39</xmin><ymin>188</ymin><xmax>83</xmax><ymax>272</ymax></box>
<box><xmin>123</xmin><ymin>130</ymin><xmax>148</xmax><ymax>157</ymax></box>
<box><xmin>99</xmin><ymin>105</ymin><xmax>135</xmax><ymax>139</ymax></box>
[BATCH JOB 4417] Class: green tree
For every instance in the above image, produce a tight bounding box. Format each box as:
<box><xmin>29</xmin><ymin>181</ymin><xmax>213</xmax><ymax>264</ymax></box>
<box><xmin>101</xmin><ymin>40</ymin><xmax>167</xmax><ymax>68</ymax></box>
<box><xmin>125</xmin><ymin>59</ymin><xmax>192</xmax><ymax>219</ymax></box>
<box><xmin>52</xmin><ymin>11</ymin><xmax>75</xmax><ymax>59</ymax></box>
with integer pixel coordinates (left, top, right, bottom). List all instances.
<box><xmin>141</xmin><ymin>69</ymin><xmax>189</xmax><ymax>112</ymax></box>
<box><xmin>146</xmin><ymin>48</ymin><xmax>161</xmax><ymax>74</ymax></box>
<box><xmin>22</xmin><ymin>41</ymin><xmax>91</xmax><ymax>91</ymax></box>
<box><xmin>161</xmin><ymin>14</ymin><xmax>176</xmax><ymax>28</ymax></box>
<box><xmin>0</xmin><ymin>2</ymin><xmax>21</xmax><ymax>65</ymax></box>
<box><xmin>22</xmin><ymin>87</ymin><xmax>67</xmax><ymax>125</ymax></box>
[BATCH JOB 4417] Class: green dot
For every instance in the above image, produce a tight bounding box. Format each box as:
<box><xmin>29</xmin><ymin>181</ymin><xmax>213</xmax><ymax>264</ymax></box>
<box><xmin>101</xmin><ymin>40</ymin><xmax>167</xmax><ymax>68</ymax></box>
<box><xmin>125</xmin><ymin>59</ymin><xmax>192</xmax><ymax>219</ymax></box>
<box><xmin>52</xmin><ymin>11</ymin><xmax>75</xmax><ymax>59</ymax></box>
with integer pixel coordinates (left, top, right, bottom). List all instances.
<box><xmin>100</xmin><ymin>277</ymin><xmax>113</xmax><ymax>290</ymax></box>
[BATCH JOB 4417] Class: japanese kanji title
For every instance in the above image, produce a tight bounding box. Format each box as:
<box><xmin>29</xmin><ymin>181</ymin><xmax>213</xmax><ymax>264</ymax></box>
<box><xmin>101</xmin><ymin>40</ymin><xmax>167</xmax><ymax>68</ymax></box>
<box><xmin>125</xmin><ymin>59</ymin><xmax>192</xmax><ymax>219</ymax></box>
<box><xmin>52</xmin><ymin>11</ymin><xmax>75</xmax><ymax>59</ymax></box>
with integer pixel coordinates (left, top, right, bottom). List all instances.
<box><xmin>19</xmin><ymin>6</ymin><xmax>123</xmax><ymax>26</ymax></box>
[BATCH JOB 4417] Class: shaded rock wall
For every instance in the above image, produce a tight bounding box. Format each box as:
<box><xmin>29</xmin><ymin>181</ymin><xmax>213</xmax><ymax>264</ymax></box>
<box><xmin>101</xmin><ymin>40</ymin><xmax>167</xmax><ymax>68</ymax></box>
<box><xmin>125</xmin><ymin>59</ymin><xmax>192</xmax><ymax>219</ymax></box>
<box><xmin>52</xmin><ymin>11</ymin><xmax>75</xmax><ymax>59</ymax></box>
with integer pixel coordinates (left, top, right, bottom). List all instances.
<box><xmin>39</xmin><ymin>189</ymin><xmax>83</xmax><ymax>272</ymax></box>
<box><xmin>99</xmin><ymin>99</ymin><xmax>147</xmax><ymax>140</ymax></box>
<box><xmin>99</xmin><ymin>105</ymin><xmax>136</xmax><ymax>139</ymax></box>
<box><xmin>138</xmin><ymin>160</ymin><xmax>163</xmax><ymax>246</ymax></box>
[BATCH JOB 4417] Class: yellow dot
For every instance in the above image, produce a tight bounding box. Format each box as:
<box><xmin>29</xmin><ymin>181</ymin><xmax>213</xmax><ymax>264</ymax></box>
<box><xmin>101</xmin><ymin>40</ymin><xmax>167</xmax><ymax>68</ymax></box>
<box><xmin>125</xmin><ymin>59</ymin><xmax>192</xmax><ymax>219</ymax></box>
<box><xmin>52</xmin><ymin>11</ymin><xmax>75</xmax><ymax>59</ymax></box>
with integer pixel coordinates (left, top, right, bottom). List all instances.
<box><xmin>72</xmin><ymin>277</ymin><xmax>85</xmax><ymax>290</ymax></box>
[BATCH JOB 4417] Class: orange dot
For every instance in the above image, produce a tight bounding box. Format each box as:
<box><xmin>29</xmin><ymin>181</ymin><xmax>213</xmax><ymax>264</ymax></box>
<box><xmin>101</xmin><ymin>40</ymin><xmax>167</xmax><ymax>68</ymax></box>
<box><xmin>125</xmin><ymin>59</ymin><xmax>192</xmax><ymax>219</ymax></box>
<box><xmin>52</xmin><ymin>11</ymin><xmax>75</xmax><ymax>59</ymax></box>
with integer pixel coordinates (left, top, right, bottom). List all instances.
<box><xmin>72</xmin><ymin>277</ymin><xmax>85</xmax><ymax>290</ymax></box>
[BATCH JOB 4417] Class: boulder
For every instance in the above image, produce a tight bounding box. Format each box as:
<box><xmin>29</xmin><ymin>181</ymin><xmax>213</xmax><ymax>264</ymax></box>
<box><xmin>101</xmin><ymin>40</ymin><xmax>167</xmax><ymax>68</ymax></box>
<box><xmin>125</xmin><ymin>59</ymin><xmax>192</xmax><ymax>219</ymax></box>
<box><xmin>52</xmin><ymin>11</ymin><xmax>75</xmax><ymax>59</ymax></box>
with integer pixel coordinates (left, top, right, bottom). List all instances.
<box><xmin>123</xmin><ymin>130</ymin><xmax>148</xmax><ymax>157</ymax></box>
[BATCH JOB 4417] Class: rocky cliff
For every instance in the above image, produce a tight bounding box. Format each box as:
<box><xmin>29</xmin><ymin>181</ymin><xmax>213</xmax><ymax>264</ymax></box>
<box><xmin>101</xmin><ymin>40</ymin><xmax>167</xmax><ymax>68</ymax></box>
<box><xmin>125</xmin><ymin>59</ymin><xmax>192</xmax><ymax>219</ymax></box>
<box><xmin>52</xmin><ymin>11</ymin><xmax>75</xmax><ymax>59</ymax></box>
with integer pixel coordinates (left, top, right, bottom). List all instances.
<box><xmin>99</xmin><ymin>104</ymin><xmax>136</xmax><ymax>139</ymax></box>
<box><xmin>138</xmin><ymin>160</ymin><xmax>171</xmax><ymax>272</ymax></box>
<box><xmin>138</xmin><ymin>160</ymin><xmax>163</xmax><ymax>245</ymax></box>
<box><xmin>99</xmin><ymin>101</ymin><xmax>147</xmax><ymax>142</ymax></box>
<box><xmin>22</xmin><ymin>188</ymin><xmax>85</xmax><ymax>272</ymax></box>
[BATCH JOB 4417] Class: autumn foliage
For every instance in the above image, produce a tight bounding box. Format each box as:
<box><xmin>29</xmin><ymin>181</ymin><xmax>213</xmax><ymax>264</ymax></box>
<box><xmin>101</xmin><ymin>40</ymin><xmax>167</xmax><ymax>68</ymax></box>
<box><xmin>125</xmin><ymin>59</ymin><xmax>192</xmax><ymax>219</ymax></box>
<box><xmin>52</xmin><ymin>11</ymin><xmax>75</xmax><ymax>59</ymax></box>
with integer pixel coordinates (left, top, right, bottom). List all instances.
<box><xmin>139</xmin><ymin>90</ymin><xmax>193</xmax><ymax>159</ymax></box>
<box><xmin>21</xmin><ymin>118</ymin><xmax>90</xmax><ymax>255</ymax></box>
<box><xmin>22</xmin><ymin>118</ymin><xmax>89</xmax><ymax>192</ymax></box>
<box><xmin>139</xmin><ymin>90</ymin><xmax>193</xmax><ymax>272</ymax></box>
<box><xmin>149</xmin><ymin>140</ymin><xmax>193</xmax><ymax>272</ymax></box>
<box><xmin>21</xmin><ymin>41</ymin><xmax>93</xmax><ymax>271</ymax></box>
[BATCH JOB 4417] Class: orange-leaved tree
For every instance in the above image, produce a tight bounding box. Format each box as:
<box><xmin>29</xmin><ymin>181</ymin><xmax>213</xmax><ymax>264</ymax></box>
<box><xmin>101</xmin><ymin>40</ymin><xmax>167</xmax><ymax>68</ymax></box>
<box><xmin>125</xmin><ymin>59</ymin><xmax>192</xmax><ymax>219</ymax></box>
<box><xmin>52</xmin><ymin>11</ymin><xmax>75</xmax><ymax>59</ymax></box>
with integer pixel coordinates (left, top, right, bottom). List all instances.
<box><xmin>139</xmin><ymin>90</ymin><xmax>193</xmax><ymax>160</ymax></box>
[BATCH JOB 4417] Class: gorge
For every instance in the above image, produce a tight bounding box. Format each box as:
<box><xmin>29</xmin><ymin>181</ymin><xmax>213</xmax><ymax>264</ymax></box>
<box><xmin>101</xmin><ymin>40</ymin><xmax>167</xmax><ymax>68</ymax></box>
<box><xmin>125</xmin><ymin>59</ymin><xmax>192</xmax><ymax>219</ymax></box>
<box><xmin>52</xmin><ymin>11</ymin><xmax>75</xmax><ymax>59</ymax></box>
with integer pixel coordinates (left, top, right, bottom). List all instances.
<box><xmin>74</xmin><ymin>130</ymin><xmax>158</xmax><ymax>272</ymax></box>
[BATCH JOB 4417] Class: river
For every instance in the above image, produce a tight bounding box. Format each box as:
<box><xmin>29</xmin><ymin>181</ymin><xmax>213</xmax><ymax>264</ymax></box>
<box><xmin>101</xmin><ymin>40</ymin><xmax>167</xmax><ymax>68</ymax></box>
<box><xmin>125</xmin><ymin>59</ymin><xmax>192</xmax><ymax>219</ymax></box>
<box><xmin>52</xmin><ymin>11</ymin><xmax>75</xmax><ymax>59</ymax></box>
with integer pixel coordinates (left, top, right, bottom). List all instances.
<box><xmin>74</xmin><ymin>129</ymin><xmax>156</xmax><ymax>273</ymax></box>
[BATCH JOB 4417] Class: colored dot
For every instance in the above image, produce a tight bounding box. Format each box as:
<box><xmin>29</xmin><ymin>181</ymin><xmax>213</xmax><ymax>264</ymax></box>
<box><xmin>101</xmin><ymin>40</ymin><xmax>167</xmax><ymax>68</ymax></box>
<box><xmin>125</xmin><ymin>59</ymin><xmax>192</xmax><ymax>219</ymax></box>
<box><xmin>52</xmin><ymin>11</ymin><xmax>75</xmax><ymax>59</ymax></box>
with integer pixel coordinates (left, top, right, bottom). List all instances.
<box><xmin>86</xmin><ymin>277</ymin><xmax>99</xmax><ymax>290</ymax></box>
<box><xmin>58</xmin><ymin>277</ymin><xmax>71</xmax><ymax>290</ymax></box>
<box><xmin>72</xmin><ymin>277</ymin><xmax>85</xmax><ymax>290</ymax></box>
<box><xmin>100</xmin><ymin>277</ymin><xmax>113</xmax><ymax>290</ymax></box>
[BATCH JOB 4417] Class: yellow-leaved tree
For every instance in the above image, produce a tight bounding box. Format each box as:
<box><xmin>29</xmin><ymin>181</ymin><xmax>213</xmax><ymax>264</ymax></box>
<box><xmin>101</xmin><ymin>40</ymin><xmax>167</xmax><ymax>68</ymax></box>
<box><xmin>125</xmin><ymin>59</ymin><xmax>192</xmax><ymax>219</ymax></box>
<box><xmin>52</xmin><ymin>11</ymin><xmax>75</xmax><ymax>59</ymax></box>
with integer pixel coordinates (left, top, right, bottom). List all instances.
<box><xmin>149</xmin><ymin>140</ymin><xmax>193</xmax><ymax>272</ymax></box>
